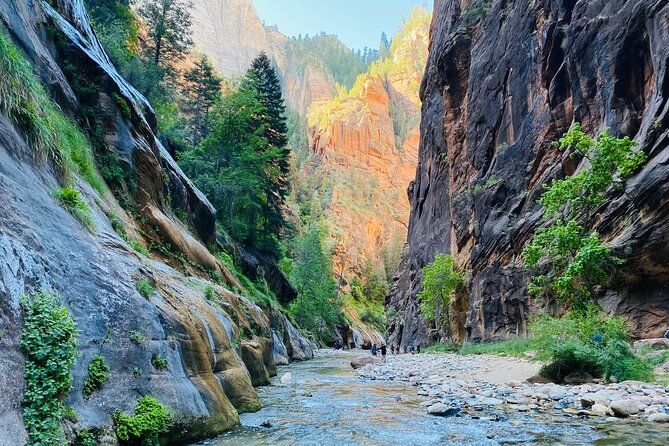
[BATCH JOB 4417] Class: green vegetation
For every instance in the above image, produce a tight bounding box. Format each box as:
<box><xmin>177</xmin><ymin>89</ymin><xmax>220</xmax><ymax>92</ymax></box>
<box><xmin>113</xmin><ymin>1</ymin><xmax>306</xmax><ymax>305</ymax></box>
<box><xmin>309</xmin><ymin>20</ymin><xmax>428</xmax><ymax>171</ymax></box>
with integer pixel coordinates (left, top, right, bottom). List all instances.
<box><xmin>523</xmin><ymin>123</ymin><xmax>646</xmax><ymax>310</ymax></box>
<box><xmin>113</xmin><ymin>396</ymin><xmax>171</xmax><ymax>446</ymax></box>
<box><xmin>182</xmin><ymin>55</ymin><xmax>222</xmax><ymax>145</ymax></box>
<box><xmin>289</xmin><ymin>223</ymin><xmax>342</xmax><ymax>344</ymax></box>
<box><xmin>0</xmin><ymin>30</ymin><xmax>104</xmax><ymax>192</ymax></box>
<box><xmin>20</xmin><ymin>292</ymin><xmax>79</xmax><ymax>446</ymax></box>
<box><xmin>135</xmin><ymin>279</ymin><xmax>155</xmax><ymax>299</ymax></box>
<box><xmin>129</xmin><ymin>330</ymin><xmax>148</xmax><ymax>346</ymax></box>
<box><xmin>459</xmin><ymin>0</ymin><xmax>494</xmax><ymax>30</ymax></box>
<box><xmin>530</xmin><ymin>306</ymin><xmax>654</xmax><ymax>382</ymax></box>
<box><xmin>203</xmin><ymin>285</ymin><xmax>215</xmax><ymax>300</ymax></box>
<box><xmin>424</xmin><ymin>337</ymin><xmax>534</xmax><ymax>357</ymax></box>
<box><xmin>75</xmin><ymin>429</ymin><xmax>96</xmax><ymax>446</ymax></box>
<box><xmin>417</xmin><ymin>254</ymin><xmax>465</xmax><ymax>338</ymax></box>
<box><xmin>151</xmin><ymin>354</ymin><xmax>168</xmax><ymax>371</ymax></box>
<box><xmin>129</xmin><ymin>240</ymin><xmax>149</xmax><ymax>256</ymax></box>
<box><xmin>53</xmin><ymin>187</ymin><xmax>95</xmax><ymax>231</ymax></box>
<box><xmin>180</xmin><ymin>54</ymin><xmax>289</xmax><ymax>258</ymax></box>
<box><xmin>83</xmin><ymin>354</ymin><xmax>110</xmax><ymax>399</ymax></box>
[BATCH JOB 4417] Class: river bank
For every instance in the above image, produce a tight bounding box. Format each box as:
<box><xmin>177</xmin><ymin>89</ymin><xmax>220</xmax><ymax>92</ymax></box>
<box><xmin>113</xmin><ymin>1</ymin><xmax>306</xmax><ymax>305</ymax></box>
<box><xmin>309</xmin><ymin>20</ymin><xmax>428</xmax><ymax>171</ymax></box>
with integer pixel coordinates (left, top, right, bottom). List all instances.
<box><xmin>355</xmin><ymin>352</ymin><xmax>669</xmax><ymax>424</ymax></box>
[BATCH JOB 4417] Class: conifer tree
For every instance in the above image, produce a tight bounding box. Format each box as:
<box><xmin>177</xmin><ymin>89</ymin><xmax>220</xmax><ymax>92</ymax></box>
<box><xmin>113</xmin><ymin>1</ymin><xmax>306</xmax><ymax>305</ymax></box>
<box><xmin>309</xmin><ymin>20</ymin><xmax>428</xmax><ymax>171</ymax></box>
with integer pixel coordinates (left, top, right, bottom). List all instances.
<box><xmin>138</xmin><ymin>0</ymin><xmax>194</xmax><ymax>69</ymax></box>
<box><xmin>246</xmin><ymin>53</ymin><xmax>290</xmax><ymax>249</ymax></box>
<box><xmin>380</xmin><ymin>31</ymin><xmax>391</xmax><ymax>58</ymax></box>
<box><xmin>182</xmin><ymin>55</ymin><xmax>222</xmax><ymax>145</ymax></box>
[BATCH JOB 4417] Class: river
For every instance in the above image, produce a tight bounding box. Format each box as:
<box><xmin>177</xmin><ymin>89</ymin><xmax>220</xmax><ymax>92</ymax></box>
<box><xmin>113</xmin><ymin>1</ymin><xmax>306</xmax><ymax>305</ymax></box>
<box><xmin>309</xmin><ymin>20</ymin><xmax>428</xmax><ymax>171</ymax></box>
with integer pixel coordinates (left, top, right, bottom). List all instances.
<box><xmin>195</xmin><ymin>350</ymin><xmax>668</xmax><ymax>446</ymax></box>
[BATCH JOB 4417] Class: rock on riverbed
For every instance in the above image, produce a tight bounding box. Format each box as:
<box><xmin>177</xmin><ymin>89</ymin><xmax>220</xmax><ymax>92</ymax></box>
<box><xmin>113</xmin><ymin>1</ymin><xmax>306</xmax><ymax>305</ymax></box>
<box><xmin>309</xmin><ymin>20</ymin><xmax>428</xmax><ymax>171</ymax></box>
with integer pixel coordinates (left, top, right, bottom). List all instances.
<box><xmin>355</xmin><ymin>353</ymin><xmax>669</xmax><ymax>423</ymax></box>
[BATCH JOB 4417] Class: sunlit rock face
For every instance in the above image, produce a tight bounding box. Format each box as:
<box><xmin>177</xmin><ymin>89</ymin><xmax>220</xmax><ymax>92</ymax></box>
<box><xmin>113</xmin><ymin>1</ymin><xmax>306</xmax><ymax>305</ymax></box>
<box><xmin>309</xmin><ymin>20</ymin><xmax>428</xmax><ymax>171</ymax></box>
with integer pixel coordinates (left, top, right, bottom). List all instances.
<box><xmin>0</xmin><ymin>1</ymin><xmax>311</xmax><ymax>443</ymax></box>
<box><xmin>306</xmin><ymin>8</ymin><xmax>430</xmax><ymax>283</ymax></box>
<box><xmin>388</xmin><ymin>0</ymin><xmax>669</xmax><ymax>348</ymax></box>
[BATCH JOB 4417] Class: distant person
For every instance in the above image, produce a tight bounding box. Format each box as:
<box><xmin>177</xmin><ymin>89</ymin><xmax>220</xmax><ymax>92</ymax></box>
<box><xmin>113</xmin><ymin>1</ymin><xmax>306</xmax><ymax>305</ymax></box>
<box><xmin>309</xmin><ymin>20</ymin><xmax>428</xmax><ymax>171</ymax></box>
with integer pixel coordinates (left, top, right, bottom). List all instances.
<box><xmin>664</xmin><ymin>327</ymin><xmax>669</xmax><ymax>339</ymax></box>
<box><xmin>403</xmin><ymin>346</ymin><xmax>408</xmax><ymax>354</ymax></box>
<box><xmin>416</xmin><ymin>345</ymin><xmax>421</xmax><ymax>354</ymax></box>
<box><xmin>381</xmin><ymin>344</ymin><xmax>387</xmax><ymax>362</ymax></box>
<box><xmin>396</xmin><ymin>346</ymin><xmax>400</xmax><ymax>355</ymax></box>
<box><xmin>409</xmin><ymin>346</ymin><xmax>415</xmax><ymax>355</ymax></box>
<box><xmin>371</xmin><ymin>344</ymin><xmax>378</xmax><ymax>356</ymax></box>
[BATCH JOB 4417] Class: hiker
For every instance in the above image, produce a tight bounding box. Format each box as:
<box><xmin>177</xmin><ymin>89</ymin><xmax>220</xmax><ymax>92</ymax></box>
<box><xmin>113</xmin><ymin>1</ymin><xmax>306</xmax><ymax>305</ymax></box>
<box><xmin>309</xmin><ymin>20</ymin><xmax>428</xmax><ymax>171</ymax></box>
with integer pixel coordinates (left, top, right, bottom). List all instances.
<box><xmin>371</xmin><ymin>344</ymin><xmax>378</xmax><ymax>356</ymax></box>
<box><xmin>416</xmin><ymin>345</ymin><xmax>421</xmax><ymax>354</ymax></box>
<box><xmin>380</xmin><ymin>344</ymin><xmax>387</xmax><ymax>362</ymax></box>
<box><xmin>403</xmin><ymin>346</ymin><xmax>408</xmax><ymax>354</ymax></box>
<box><xmin>409</xmin><ymin>346</ymin><xmax>415</xmax><ymax>355</ymax></box>
<box><xmin>664</xmin><ymin>327</ymin><xmax>669</xmax><ymax>339</ymax></box>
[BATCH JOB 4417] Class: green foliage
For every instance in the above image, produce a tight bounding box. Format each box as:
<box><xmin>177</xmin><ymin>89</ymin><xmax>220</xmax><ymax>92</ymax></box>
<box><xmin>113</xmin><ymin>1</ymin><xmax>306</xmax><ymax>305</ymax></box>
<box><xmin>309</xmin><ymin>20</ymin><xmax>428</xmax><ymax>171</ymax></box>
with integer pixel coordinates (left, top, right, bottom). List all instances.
<box><xmin>0</xmin><ymin>30</ymin><xmax>104</xmax><ymax>193</ymax></box>
<box><xmin>151</xmin><ymin>354</ymin><xmax>168</xmax><ymax>371</ymax></box>
<box><xmin>20</xmin><ymin>292</ymin><xmax>79</xmax><ymax>446</ymax></box>
<box><xmin>113</xmin><ymin>396</ymin><xmax>171</xmax><ymax>446</ymax></box>
<box><xmin>112</xmin><ymin>92</ymin><xmax>132</xmax><ymax>120</ymax></box>
<box><xmin>418</xmin><ymin>254</ymin><xmax>464</xmax><ymax>337</ymax></box>
<box><xmin>459</xmin><ymin>0</ymin><xmax>494</xmax><ymax>30</ymax></box>
<box><xmin>289</xmin><ymin>223</ymin><xmax>342</xmax><ymax>344</ymax></box>
<box><xmin>181</xmin><ymin>55</ymin><xmax>222</xmax><ymax>145</ymax></box>
<box><xmin>138</xmin><ymin>0</ymin><xmax>193</xmax><ymax>69</ymax></box>
<box><xmin>53</xmin><ymin>187</ymin><xmax>95</xmax><ymax>231</ymax></box>
<box><xmin>129</xmin><ymin>330</ymin><xmax>148</xmax><ymax>346</ymax></box>
<box><xmin>203</xmin><ymin>285</ymin><xmax>215</xmax><ymax>300</ymax></box>
<box><xmin>75</xmin><ymin>429</ymin><xmax>96</xmax><ymax>446</ymax></box>
<box><xmin>530</xmin><ymin>306</ymin><xmax>653</xmax><ymax>382</ymax></box>
<box><xmin>523</xmin><ymin>124</ymin><xmax>647</xmax><ymax>308</ymax></box>
<box><xmin>135</xmin><ymin>279</ymin><xmax>155</xmax><ymax>299</ymax></box>
<box><xmin>179</xmin><ymin>78</ymin><xmax>285</xmax><ymax>257</ymax></box>
<box><xmin>457</xmin><ymin>338</ymin><xmax>535</xmax><ymax>357</ymax></box>
<box><xmin>129</xmin><ymin>240</ymin><xmax>149</xmax><ymax>256</ymax></box>
<box><xmin>83</xmin><ymin>355</ymin><xmax>110</xmax><ymax>399</ymax></box>
<box><xmin>108</xmin><ymin>211</ymin><xmax>126</xmax><ymax>238</ymax></box>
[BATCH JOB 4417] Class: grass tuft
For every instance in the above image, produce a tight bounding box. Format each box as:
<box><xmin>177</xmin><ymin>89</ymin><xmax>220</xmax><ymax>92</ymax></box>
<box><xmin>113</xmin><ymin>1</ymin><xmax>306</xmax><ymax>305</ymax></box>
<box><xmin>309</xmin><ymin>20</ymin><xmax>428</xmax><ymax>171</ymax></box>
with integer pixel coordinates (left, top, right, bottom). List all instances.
<box><xmin>53</xmin><ymin>187</ymin><xmax>95</xmax><ymax>231</ymax></box>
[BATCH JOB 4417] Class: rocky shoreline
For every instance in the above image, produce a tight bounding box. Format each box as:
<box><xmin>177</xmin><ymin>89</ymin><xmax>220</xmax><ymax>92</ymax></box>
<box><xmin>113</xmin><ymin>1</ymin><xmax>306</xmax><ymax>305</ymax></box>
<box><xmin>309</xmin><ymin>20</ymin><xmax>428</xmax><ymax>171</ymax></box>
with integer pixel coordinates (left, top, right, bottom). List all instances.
<box><xmin>354</xmin><ymin>352</ymin><xmax>669</xmax><ymax>424</ymax></box>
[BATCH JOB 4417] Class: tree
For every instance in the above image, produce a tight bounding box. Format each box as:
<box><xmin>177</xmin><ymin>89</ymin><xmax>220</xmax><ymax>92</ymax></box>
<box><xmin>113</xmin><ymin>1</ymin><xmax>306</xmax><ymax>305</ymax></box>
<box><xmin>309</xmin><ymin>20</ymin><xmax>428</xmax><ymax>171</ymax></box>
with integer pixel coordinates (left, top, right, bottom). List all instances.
<box><xmin>138</xmin><ymin>0</ymin><xmax>194</xmax><ymax>69</ymax></box>
<box><xmin>418</xmin><ymin>254</ymin><xmax>464</xmax><ymax>338</ymax></box>
<box><xmin>379</xmin><ymin>31</ymin><xmax>391</xmax><ymax>58</ymax></box>
<box><xmin>246</xmin><ymin>53</ymin><xmax>290</xmax><ymax>251</ymax></box>
<box><xmin>181</xmin><ymin>55</ymin><xmax>222</xmax><ymax>145</ymax></box>
<box><xmin>523</xmin><ymin>123</ymin><xmax>647</xmax><ymax>312</ymax></box>
<box><xmin>179</xmin><ymin>82</ymin><xmax>282</xmax><ymax>249</ymax></box>
<box><xmin>289</xmin><ymin>223</ymin><xmax>342</xmax><ymax>344</ymax></box>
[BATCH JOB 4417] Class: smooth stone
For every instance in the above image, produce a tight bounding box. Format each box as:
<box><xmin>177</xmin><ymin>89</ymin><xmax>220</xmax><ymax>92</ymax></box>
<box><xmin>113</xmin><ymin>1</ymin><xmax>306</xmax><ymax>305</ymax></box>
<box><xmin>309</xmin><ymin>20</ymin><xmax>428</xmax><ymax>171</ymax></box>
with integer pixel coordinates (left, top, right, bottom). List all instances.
<box><xmin>280</xmin><ymin>372</ymin><xmax>292</xmax><ymax>384</ymax></box>
<box><xmin>548</xmin><ymin>387</ymin><xmax>568</xmax><ymax>400</ymax></box>
<box><xmin>648</xmin><ymin>413</ymin><xmax>669</xmax><ymax>423</ymax></box>
<box><xmin>427</xmin><ymin>403</ymin><xmax>461</xmax><ymax>417</ymax></box>
<box><xmin>610</xmin><ymin>399</ymin><xmax>641</xmax><ymax>417</ymax></box>
<box><xmin>350</xmin><ymin>356</ymin><xmax>382</xmax><ymax>369</ymax></box>
<box><xmin>563</xmin><ymin>372</ymin><xmax>594</xmax><ymax>385</ymax></box>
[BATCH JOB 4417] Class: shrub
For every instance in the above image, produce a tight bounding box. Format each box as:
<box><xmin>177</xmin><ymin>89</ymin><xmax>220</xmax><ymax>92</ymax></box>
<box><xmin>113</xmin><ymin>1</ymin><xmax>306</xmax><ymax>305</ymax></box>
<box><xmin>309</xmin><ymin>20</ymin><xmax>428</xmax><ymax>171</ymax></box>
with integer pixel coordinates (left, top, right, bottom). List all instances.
<box><xmin>108</xmin><ymin>211</ymin><xmax>126</xmax><ymax>237</ymax></box>
<box><xmin>129</xmin><ymin>330</ymin><xmax>147</xmax><ymax>346</ymax></box>
<box><xmin>203</xmin><ymin>285</ymin><xmax>215</xmax><ymax>300</ymax></box>
<box><xmin>20</xmin><ymin>291</ymin><xmax>79</xmax><ymax>445</ymax></box>
<box><xmin>359</xmin><ymin>304</ymin><xmax>387</xmax><ymax>334</ymax></box>
<box><xmin>458</xmin><ymin>337</ymin><xmax>535</xmax><ymax>357</ymax></box>
<box><xmin>129</xmin><ymin>240</ymin><xmax>149</xmax><ymax>256</ymax></box>
<box><xmin>135</xmin><ymin>279</ymin><xmax>154</xmax><ymax>299</ymax></box>
<box><xmin>75</xmin><ymin>429</ymin><xmax>96</xmax><ymax>446</ymax></box>
<box><xmin>53</xmin><ymin>187</ymin><xmax>95</xmax><ymax>231</ymax></box>
<box><xmin>113</xmin><ymin>396</ymin><xmax>171</xmax><ymax>445</ymax></box>
<box><xmin>530</xmin><ymin>306</ymin><xmax>653</xmax><ymax>382</ymax></box>
<box><xmin>151</xmin><ymin>354</ymin><xmax>168</xmax><ymax>371</ymax></box>
<box><xmin>83</xmin><ymin>354</ymin><xmax>110</xmax><ymax>398</ymax></box>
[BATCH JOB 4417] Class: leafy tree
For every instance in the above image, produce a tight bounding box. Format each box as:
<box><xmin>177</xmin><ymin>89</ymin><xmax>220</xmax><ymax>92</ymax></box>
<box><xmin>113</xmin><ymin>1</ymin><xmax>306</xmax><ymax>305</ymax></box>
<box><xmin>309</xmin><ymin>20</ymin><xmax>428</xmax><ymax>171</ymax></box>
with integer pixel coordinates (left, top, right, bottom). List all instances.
<box><xmin>138</xmin><ymin>0</ymin><xmax>194</xmax><ymax>69</ymax></box>
<box><xmin>181</xmin><ymin>55</ymin><xmax>222</xmax><ymax>145</ymax></box>
<box><xmin>523</xmin><ymin>123</ymin><xmax>647</xmax><ymax>311</ymax></box>
<box><xmin>418</xmin><ymin>254</ymin><xmax>464</xmax><ymax>338</ymax></box>
<box><xmin>289</xmin><ymin>224</ymin><xmax>342</xmax><ymax>344</ymax></box>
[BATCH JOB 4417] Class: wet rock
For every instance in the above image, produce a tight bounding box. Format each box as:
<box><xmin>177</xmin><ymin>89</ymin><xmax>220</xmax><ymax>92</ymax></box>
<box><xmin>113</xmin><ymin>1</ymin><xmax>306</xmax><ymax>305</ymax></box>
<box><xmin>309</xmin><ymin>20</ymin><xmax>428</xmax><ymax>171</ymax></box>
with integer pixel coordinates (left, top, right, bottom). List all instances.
<box><xmin>548</xmin><ymin>387</ymin><xmax>568</xmax><ymax>400</ymax></box>
<box><xmin>280</xmin><ymin>373</ymin><xmax>292</xmax><ymax>385</ymax></box>
<box><xmin>350</xmin><ymin>355</ymin><xmax>382</xmax><ymax>369</ymax></box>
<box><xmin>527</xmin><ymin>375</ymin><xmax>551</xmax><ymax>384</ymax></box>
<box><xmin>260</xmin><ymin>419</ymin><xmax>272</xmax><ymax>428</ymax></box>
<box><xmin>610</xmin><ymin>400</ymin><xmax>641</xmax><ymax>418</ymax></box>
<box><xmin>633</xmin><ymin>338</ymin><xmax>669</xmax><ymax>351</ymax></box>
<box><xmin>647</xmin><ymin>413</ymin><xmax>669</xmax><ymax>423</ymax></box>
<box><xmin>427</xmin><ymin>403</ymin><xmax>460</xmax><ymax>417</ymax></box>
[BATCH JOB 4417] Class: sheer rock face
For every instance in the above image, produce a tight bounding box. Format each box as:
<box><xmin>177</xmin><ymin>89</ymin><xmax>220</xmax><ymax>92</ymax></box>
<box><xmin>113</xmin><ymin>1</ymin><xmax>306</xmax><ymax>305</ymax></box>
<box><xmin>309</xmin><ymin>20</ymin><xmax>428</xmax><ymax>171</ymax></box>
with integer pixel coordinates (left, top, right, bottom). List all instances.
<box><xmin>190</xmin><ymin>0</ymin><xmax>335</xmax><ymax>114</ymax></box>
<box><xmin>388</xmin><ymin>0</ymin><xmax>669</xmax><ymax>347</ymax></box>
<box><xmin>0</xmin><ymin>1</ymin><xmax>311</xmax><ymax>443</ymax></box>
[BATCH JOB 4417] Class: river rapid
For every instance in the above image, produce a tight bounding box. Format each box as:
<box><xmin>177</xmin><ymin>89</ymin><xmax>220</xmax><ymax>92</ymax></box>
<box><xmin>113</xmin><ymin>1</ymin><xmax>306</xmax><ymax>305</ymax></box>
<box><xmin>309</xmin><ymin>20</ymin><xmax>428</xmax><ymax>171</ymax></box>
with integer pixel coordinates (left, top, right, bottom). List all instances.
<box><xmin>195</xmin><ymin>350</ymin><xmax>668</xmax><ymax>446</ymax></box>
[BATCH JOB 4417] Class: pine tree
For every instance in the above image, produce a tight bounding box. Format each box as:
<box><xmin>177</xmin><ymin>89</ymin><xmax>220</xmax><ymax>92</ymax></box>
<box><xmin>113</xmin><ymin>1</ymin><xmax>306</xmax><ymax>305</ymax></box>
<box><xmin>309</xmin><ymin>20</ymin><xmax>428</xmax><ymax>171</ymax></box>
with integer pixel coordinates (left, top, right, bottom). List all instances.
<box><xmin>380</xmin><ymin>31</ymin><xmax>391</xmax><ymax>58</ymax></box>
<box><xmin>182</xmin><ymin>55</ymin><xmax>222</xmax><ymax>145</ymax></box>
<box><xmin>138</xmin><ymin>0</ymin><xmax>194</xmax><ymax>69</ymax></box>
<box><xmin>246</xmin><ymin>53</ymin><xmax>290</xmax><ymax>252</ymax></box>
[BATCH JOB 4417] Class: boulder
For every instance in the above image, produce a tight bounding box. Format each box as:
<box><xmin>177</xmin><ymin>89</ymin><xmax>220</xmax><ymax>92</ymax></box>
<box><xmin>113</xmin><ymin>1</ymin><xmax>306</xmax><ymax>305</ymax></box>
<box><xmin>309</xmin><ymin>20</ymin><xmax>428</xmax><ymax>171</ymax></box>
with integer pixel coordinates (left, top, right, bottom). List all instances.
<box><xmin>280</xmin><ymin>373</ymin><xmax>292</xmax><ymax>385</ymax></box>
<box><xmin>610</xmin><ymin>400</ymin><xmax>641</xmax><ymax>418</ymax></box>
<box><xmin>563</xmin><ymin>372</ymin><xmax>594</xmax><ymax>385</ymax></box>
<box><xmin>526</xmin><ymin>374</ymin><xmax>552</xmax><ymax>384</ymax></box>
<box><xmin>633</xmin><ymin>338</ymin><xmax>669</xmax><ymax>351</ymax></box>
<box><xmin>350</xmin><ymin>356</ymin><xmax>383</xmax><ymax>369</ymax></box>
<box><xmin>648</xmin><ymin>413</ymin><xmax>669</xmax><ymax>423</ymax></box>
<box><xmin>427</xmin><ymin>403</ymin><xmax>461</xmax><ymax>417</ymax></box>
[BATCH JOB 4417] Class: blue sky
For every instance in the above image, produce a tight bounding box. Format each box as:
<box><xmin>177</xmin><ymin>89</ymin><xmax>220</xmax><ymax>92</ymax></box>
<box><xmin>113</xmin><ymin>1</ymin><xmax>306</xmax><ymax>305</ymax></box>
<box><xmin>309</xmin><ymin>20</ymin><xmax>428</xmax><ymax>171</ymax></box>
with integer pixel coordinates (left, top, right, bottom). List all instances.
<box><xmin>253</xmin><ymin>0</ymin><xmax>429</xmax><ymax>50</ymax></box>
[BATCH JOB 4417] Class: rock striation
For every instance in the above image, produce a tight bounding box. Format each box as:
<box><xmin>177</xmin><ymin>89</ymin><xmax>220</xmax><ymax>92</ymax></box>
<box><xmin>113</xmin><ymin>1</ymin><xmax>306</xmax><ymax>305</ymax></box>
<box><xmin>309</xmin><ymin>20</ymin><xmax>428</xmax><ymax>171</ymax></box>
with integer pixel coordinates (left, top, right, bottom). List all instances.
<box><xmin>0</xmin><ymin>1</ymin><xmax>312</xmax><ymax>444</ymax></box>
<box><xmin>387</xmin><ymin>0</ymin><xmax>669</xmax><ymax>347</ymax></box>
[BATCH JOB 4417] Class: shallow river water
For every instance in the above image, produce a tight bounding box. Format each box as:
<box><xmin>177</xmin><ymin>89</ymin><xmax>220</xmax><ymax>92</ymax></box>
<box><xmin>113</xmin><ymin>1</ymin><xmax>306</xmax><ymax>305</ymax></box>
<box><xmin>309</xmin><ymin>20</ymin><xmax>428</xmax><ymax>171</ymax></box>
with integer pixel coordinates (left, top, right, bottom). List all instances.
<box><xmin>196</xmin><ymin>351</ymin><xmax>669</xmax><ymax>446</ymax></box>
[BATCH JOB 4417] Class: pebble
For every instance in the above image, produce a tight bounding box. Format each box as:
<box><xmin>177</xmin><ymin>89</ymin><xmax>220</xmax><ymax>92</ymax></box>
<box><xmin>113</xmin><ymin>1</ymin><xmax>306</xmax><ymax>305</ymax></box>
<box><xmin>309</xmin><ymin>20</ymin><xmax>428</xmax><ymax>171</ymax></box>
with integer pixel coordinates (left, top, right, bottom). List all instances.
<box><xmin>354</xmin><ymin>351</ymin><xmax>669</xmax><ymax>423</ymax></box>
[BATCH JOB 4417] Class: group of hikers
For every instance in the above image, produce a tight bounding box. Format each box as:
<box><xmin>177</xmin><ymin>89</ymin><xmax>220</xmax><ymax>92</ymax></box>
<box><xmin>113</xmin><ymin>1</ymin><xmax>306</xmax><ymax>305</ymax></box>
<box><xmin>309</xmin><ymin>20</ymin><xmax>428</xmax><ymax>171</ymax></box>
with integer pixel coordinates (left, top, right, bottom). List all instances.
<box><xmin>370</xmin><ymin>343</ymin><xmax>420</xmax><ymax>361</ymax></box>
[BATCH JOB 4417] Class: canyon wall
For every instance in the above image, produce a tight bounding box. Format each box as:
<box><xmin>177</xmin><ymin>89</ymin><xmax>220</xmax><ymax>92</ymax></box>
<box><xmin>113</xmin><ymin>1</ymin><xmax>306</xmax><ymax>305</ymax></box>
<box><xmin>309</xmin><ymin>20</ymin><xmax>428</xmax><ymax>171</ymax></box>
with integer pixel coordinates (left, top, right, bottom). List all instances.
<box><xmin>388</xmin><ymin>0</ymin><xmax>669</xmax><ymax>347</ymax></box>
<box><xmin>0</xmin><ymin>1</ymin><xmax>311</xmax><ymax>444</ymax></box>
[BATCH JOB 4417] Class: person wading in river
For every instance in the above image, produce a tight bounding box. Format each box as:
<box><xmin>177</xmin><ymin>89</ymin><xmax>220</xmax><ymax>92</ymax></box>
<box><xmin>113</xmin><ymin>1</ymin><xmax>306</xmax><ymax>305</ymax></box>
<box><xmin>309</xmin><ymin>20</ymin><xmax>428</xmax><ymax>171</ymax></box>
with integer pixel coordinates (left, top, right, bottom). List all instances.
<box><xmin>371</xmin><ymin>344</ymin><xmax>378</xmax><ymax>356</ymax></box>
<box><xmin>380</xmin><ymin>344</ymin><xmax>387</xmax><ymax>362</ymax></box>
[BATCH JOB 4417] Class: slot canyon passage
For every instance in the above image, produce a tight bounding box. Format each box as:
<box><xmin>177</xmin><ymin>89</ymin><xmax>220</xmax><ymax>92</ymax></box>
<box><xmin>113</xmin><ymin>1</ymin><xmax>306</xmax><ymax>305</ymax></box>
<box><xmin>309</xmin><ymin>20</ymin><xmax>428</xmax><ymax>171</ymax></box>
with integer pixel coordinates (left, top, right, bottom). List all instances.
<box><xmin>1</xmin><ymin>0</ymin><xmax>669</xmax><ymax>445</ymax></box>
